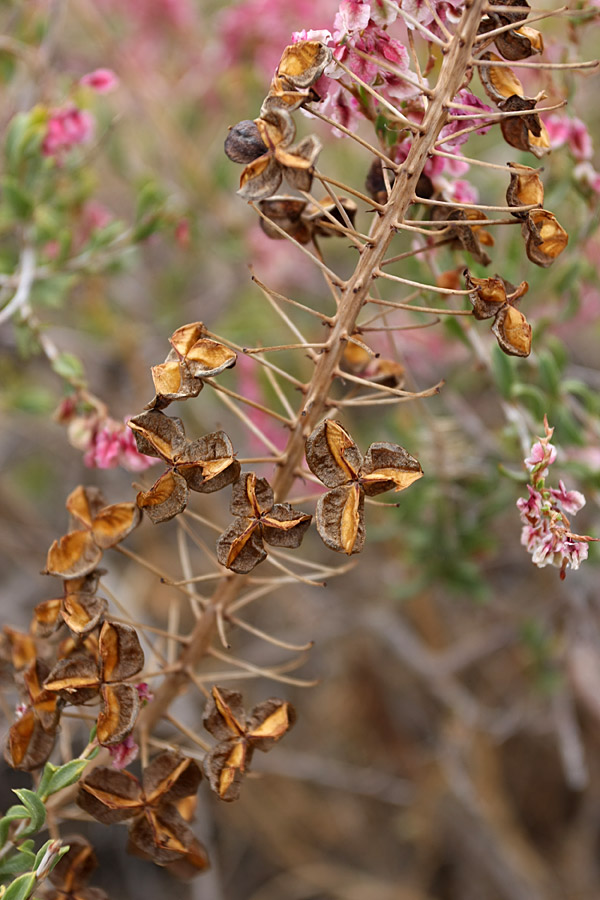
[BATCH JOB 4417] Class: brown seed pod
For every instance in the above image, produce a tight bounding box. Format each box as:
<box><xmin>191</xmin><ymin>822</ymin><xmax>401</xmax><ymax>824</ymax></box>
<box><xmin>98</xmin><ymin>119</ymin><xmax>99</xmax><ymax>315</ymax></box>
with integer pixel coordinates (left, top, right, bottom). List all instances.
<box><xmin>492</xmin><ymin>305</ymin><xmax>532</xmax><ymax>357</ymax></box>
<box><xmin>224</xmin><ymin>120</ymin><xmax>267</xmax><ymax>164</ymax></box>
<box><xmin>506</xmin><ymin>162</ymin><xmax>544</xmax><ymax>217</ymax></box>
<box><xmin>496</xmin><ymin>25</ymin><xmax>544</xmax><ymax>61</ymax></box>
<box><xmin>522</xmin><ymin>209</ymin><xmax>568</xmax><ymax>267</ymax></box>
<box><xmin>202</xmin><ymin>686</ymin><xmax>296</xmax><ymax>802</ymax></box>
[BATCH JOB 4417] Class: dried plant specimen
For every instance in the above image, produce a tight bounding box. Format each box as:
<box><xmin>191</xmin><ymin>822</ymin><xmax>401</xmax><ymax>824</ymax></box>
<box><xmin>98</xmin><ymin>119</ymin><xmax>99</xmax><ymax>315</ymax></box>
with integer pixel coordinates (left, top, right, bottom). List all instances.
<box><xmin>4</xmin><ymin>659</ymin><xmax>61</xmax><ymax>770</ymax></box>
<box><xmin>44</xmin><ymin>487</ymin><xmax>141</xmax><ymax>580</ymax></box>
<box><xmin>305</xmin><ymin>420</ymin><xmax>423</xmax><ymax>555</ymax></box>
<box><xmin>44</xmin><ymin>621</ymin><xmax>144</xmax><ymax>746</ymax></box>
<box><xmin>203</xmin><ymin>686</ymin><xmax>296</xmax><ymax>802</ymax></box>
<box><xmin>148</xmin><ymin>322</ymin><xmax>237</xmax><ymax>409</ymax></box>
<box><xmin>522</xmin><ymin>209</ymin><xmax>569</xmax><ymax>267</ymax></box>
<box><xmin>129</xmin><ymin>410</ymin><xmax>240</xmax><ymax>523</ymax></box>
<box><xmin>216</xmin><ymin>473</ymin><xmax>311</xmax><ymax>574</ymax></box>
<box><xmin>33</xmin><ymin>571</ymin><xmax>107</xmax><ymax>638</ymax></box>
<box><xmin>77</xmin><ymin>751</ymin><xmax>208</xmax><ymax>874</ymax></box>
<box><xmin>237</xmin><ymin>106</ymin><xmax>322</xmax><ymax>201</ymax></box>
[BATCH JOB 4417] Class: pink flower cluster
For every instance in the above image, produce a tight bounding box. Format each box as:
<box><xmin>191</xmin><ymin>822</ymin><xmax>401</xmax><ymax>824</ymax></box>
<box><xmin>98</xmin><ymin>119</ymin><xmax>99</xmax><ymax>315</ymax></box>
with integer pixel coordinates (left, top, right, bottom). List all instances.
<box><xmin>83</xmin><ymin>419</ymin><xmax>157</xmax><ymax>472</ymax></box>
<box><xmin>517</xmin><ymin>419</ymin><xmax>596</xmax><ymax>578</ymax></box>
<box><xmin>56</xmin><ymin>397</ymin><xmax>157</xmax><ymax>472</ymax></box>
<box><xmin>294</xmin><ymin>1</ymin><xmax>483</xmax><ymax>196</ymax></box>
<box><xmin>42</xmin><ymin>107</ymin><xmax>94</xmax><ymax>158</ymax></box>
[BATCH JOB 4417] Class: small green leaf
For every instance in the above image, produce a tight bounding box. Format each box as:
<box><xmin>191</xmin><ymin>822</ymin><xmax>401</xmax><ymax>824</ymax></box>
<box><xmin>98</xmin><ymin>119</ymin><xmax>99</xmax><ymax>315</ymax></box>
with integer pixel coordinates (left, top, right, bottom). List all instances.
<box><xmin>0</xmin><ymin>807</ymin><xmax>29</xmax><ymax>847</ymax></box>
<box><xmin>12</xmin><ymin>791</ymin><xmax>45</xmax><ymax>838</ymax></box>
<box><xmin>538</xmin><ymin>350</ymin><xmax>561</xmax><ymax>399</ymax></box>
<box><xmin>510</xmin><ymin>383</ymin><xmax>546</xmax><ymax>421</ymax></box>
<box><xmin>1</xmin><ymin>179</ymin><xmax>33</xmax><ymax>219</ymax></box>
<box><xmin>135</xmin><ymin>179</ymin><xmax>166</xmax><ymax>223</ymax></box>
<box><xmin>42</xmin><ymin>759</ymin><xmax>88</xmax><ymax>798</ymax></box>
<box><xmin>0</xmin><ymin>849</ymin><xmax>35</xmax><ymax>879</ymax></box>
<box><xmin>2</xmin><ymin>872</ymin><xmax>36</xmax><ymax>900</ymax></box>
<box><xmin>50</xmin><ymin>352</ymin><xmax>86</xmax><ymax>387</ymax></box>
<box><xmin>35</xmin><ymin>765</ymin><xmax>58</xmax><ymax>803</ymax></box>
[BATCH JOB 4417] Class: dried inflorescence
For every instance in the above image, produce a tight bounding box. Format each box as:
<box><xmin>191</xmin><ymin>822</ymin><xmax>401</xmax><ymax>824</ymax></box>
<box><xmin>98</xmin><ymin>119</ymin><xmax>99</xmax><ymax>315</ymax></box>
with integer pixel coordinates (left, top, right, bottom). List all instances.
<box><xmin>44</xmin><ymin>486</ymin><xmax>141</xmax><ymax>580</ymax></box>
<box><xmin>216</xmin><ymin>473</ymin><xmax>312</xmax><ymax>573</ymax></box>
<box><xmin>44</xmin><ymin>621</ymin><xmax>144</xmax><ymax>746</ymax></box>
<box><xmin>305</xmin><ymin>420</ymin><xmax>423</xmax><ymax>555</ymax></box>
<box><xmin>77</xmin><ymin>751</ymin><xmax>208</xmax><ymax>877</ymax></box>
<box><xmin>464</xmin><ymin>270</ymin><xmax>532</xmax><ymax>357</ymax></box>
<box><xmin>202</xmin><ymin>686</ymin><xmax>295</xmax><ymax>801</ymax></box>
<box><xmin>128</xmin><ymin>410</ymin><xmax>240</xmax><ymax>523</ymax></box>
<box><xmin>147</xmin><ymin>322</ymin><xmax>236</xmax><ymax>409</ymax></box>
<box><xmin>5</xmin><ymin>659</ymin><xmax>61</xmax><ymax>771</ymax></box>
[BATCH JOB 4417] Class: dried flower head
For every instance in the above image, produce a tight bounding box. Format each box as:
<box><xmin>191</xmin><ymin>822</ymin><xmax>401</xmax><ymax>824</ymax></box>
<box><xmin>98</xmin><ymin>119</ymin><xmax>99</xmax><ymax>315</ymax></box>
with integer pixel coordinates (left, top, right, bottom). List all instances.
<box><xmin>44</xmin><ymin>487</ymin><xmax>141</xmax><ymax>580</ymax></box>
<box><xmin>216</xmin><ymin>473</ymin><xmax>311</xmax><ymax>574</ymax></box>
<box><xmin>305</xmin><ymin>420</ymin><xmax>423</xmax><ymax>555</ymax></box>
<box><xmin>203</xmin><ymin>685</ymin><xmax>295</xmax><ymax>801</ymax></box>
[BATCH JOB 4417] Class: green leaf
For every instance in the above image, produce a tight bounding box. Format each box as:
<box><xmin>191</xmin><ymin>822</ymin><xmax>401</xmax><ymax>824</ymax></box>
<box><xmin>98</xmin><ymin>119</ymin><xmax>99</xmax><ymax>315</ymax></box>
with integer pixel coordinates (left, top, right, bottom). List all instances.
<box><xmin>0</xmin><ymin>849</ymin><xmax>36</xmax><ymax>879</ymax></box>
<box><xmin>1</xmin><ymin>179</ymin><xmax>33</xmax><ymax>219</ymax></box>
<box><xmin>2</xmin><ymin>872</ymin><xmax>36</xmax><ymax>900</ymax></box>
<box><xmin>0</xmin><ymin>807</ymin><xmax>29</xmax><ymax>847</ymax></box>
<box><xmin>12</xmin><ymin>791</ymin><xmax>45</xmax><ymax>838</ymax></box>
<box><xmin>35</xmin><ymin>765</ymin><xmax>58</xmax><ymax>802</ymax></box>
<box><xmin>41</xmin><ymin>759</ymin><xmax>88</xmax><ymax>799</ymax></box>
<box><xmin>50</xmin><ymin>352</ymin><xmax>86</xmax><ymax>387</ymax></box>
<box><xmin>135</xmin><ymin>179</ymin><xmax>166</xmax><ymax>223</ymax></box>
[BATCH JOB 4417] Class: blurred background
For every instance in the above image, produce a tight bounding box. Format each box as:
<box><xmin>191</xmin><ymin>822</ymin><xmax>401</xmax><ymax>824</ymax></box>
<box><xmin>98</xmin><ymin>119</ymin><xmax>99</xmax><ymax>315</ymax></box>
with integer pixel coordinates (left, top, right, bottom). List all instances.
<box><xmin>1</xmin><ymin>1</ymin><xmax>600</xmax><ymax>898</ymax></box>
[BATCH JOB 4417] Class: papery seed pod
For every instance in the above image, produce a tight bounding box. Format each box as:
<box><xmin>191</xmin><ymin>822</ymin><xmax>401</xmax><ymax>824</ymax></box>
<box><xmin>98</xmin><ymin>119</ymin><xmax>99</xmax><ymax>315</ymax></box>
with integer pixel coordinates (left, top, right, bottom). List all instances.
<box><xmin>275</xmin><ymin>41</ymin><xmax>333</xmax><ymax>90</ymax></box>
<box><xmin>224</xmin><ymin>120</ymin><xmax>267</xmax><ymax>164</ymax></box>
<box><xmin>499</xmin><ymin>96</ymin><xmax>550</xmax><ymax>158</ymax></box>
<box><xmin>507</xmin><ymin>162</ymin><xmax>544</xmax><ymax>217</ymax></box>
<box><xmin>496</xmin><ymin>25</ymin><xmax>544</xmax><ymax>61</ymax></box>
<box><xmin>522</xmin><ymin>209</ymin><xmax>568</xmax><ymax>267</ymax></box>
<box><xmin>479</xmin><ymin>53</ymin><xmax>525</xmax><ymax>103</ymax></box>
<box><xmin>492</xmin><ymin>305</ymin><xmax>532</xmax><ymax>357</ymax></box>
<box><xmin>464</xmin><ymin>271</ymin><xmax>508</xmax><ymax>320</ymax></box>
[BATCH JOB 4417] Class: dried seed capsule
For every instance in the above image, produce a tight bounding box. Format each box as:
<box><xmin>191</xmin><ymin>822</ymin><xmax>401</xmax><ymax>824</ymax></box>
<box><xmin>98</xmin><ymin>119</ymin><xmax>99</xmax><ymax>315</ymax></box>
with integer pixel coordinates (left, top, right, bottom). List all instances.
<box><xmin>224</xmin><ymin>120</ymin><xmax>267</xmax><ymax>164</ymax></box>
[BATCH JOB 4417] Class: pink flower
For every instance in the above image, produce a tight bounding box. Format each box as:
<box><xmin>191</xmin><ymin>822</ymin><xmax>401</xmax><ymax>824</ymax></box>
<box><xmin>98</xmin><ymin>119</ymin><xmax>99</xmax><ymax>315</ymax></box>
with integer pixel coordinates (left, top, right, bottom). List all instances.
<box><xmin>569</xmin><ymin>117</ymin><xmax>593</xmax><ymax>161</ymax></box>
<box><xmin>84</xmin><ymin>418</ymin><xmax>158</xmax><ymax>472</ymax></box>
<box><xmin>42</xmin><ymin>106</ymin><xmax>94</xmax><ymax>158</ymax></box>
<box><xmin>517</xmin><ymin>484</ymin><xmax>542</xmax><ymax>522</ymax></box>
<box><xmin>292</xmin><ymin>28</ymin><xmax>333</xmax><ymax>43</ymax></box>
<box><xmin>574</xmin><ymin>162</ymin><xmax>600</xmax><ymax>194</ymax></box>
<box><xmin>334</xmin><ymin>0</ymin><xmax>372</xmax><ymax>35</ymax></box>
<box><xmin>524</xmin><ymin>439</ymin><xmax>556</xmax><ymax>474</ymax></box>
<box><xmin>545</xmin><ymin>114</ymin><xmax>571</xmax><ymax>148</ymax></box>
<box><xmin>108</xmin><ymin>735</ymin><xmax>139</xmax><ymax>770</ymax></box>
<box><xmin>136</xmin><ymin>682</ymin><xmax>154</xmax><ymax>705</ymax></box>
<box><xmin>549</xmin><ymin>480</ymin><xmax>586</xmax><ymax>515</ymax></box>
<box><xmin>80</xmin><ymin>68</ymin><xmax>119</xmax><ymax>93</ymax></box>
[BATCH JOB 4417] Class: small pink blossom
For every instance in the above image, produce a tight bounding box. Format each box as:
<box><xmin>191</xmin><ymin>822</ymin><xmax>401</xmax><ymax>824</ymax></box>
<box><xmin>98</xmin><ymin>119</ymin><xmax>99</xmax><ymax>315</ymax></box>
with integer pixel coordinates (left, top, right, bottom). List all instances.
<box><xmin>83</xmin><ymin>418</ymin><xmax>158</xmax><ymax>472</ymax></box>
<box><xmin>43</xmin><ymin>106</ymin><xmax>94</xmax><ymax>158</ymax></box>
<box><xmin>80</xmin><ymin>68</ymin><xmax>119</xmax><ymax>93</ymax></box>
<box><xmin>136</xmin><ymin>682</ymin><xmax>154</xmax><ymax>705</ymax></box>
<box><xmin>569</xmin><ymin>117</ymin><xmax>593</xmax><ymax>161</ymax></box>
<box><xmin>574</xmin><ymin>162</ymin><xmax>600</xmax><ymax>194</ymax></box>
<box><xmin>108</xmin><ymin>735</ymin><xmax>139</xmax><ymax>770</ymax></box>
<box><xmin>334</xmin><ymin>0</ymin><xmax>372</xmax><ymax>35</ymax></box>
<box><xmin>15</xmin><ymin>703</ymin><xmax>28</xmax><ymax>720</ymax></box>
<box><xmin>549</xmin><ymin>480</ymin><xmax>586</xmax><ymax>515</ymax></box>
<box><xmin>292</xmin><ymin>28</ymin><xmax>333</xmax><ymax>43</ymax></box>
<box><xmin>524</xmin><ymin>439</ymin><xmax>556</xmax><ymax>474</ymax></box>
<box><xmin>545</xmin><ymin>114</ymin><xmax>571</xmax><ymax>148</ymax></box>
